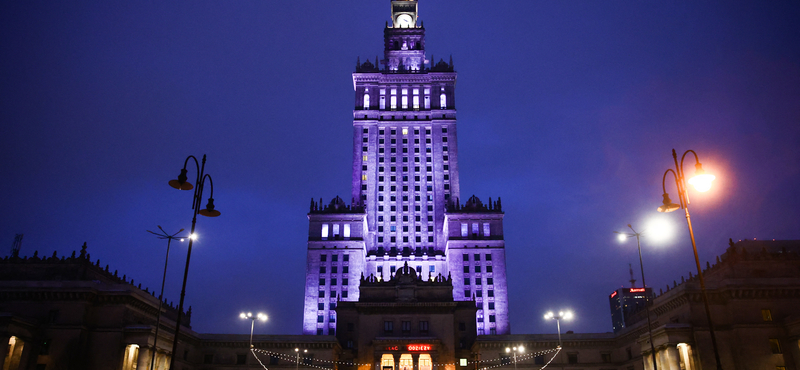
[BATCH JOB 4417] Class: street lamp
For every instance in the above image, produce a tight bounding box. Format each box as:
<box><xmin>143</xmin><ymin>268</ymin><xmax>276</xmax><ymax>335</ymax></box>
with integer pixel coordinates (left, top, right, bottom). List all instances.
<box><xmin>295</xmin><ymin>347</ymin><xmax>308</xmax><ymax>370</ymax></box>
<box><xmin>614</xmin><ymin>224</ymin><xmax>657</xmax><ymax>370</ymax></box>
<box><xmin>505</xmin><ymin>346</ymin><xmax>524</xmax><ymax>370</ymax></box>
<box><xmin>543</xmin><ymin>311</ymin><xmax>573</xmax><ymax>347</ymax></box>
<box><xmin>146</xmin><ymin>226</ymin><xmax>187</xmax><ymax>370</ymax></box>
<box><xmin>168</xmin><ymin>154</ymin><xmax>221</xmax><ymax>370</ymax></box>
<box><xmin>240</xmin><ymin>312</ymin><xmax>268</xmax><ymax>347</ymax></box>
<box><xmin>658</xmin><ymin>148</ymin><xmax>721</xmax><ymax>370</ymax></box>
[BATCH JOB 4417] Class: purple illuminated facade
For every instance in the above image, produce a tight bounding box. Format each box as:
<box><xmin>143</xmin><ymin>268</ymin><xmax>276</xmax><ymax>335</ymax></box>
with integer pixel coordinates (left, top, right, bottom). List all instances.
<box><xmin>303</xmin><ymin>0</ymin><xmax>510</xmax><ymax>336</ymax></box>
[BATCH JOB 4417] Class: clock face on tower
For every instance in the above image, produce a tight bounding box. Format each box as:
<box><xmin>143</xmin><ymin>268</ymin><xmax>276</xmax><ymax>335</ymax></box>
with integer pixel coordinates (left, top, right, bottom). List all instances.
<box><xmin>396</xmin><ymin>14</ymin><xmax>413</xmax><ymax>27</ymax></box>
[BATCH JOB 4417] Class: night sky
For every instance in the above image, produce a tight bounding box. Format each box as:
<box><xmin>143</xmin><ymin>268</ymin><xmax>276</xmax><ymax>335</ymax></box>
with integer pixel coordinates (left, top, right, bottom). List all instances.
<box><xmin>2</xmin><ymin>1</ymin><xmax>799</xmax><ymax>336</ymax></box>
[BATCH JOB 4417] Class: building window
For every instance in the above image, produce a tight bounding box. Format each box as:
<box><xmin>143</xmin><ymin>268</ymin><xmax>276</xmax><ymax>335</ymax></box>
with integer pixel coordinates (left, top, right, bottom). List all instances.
<box><xmin>319</xmin><ymin>266</ymin><xmax>326</xmax><ymax>273</ymax></box>
<box><xmin>464</xmin><ymin>278</ymin><xmax>470</xmax><ymax>285</ymax></box>
<box><xmin>321</xmin><ymin>224</ymin><xmax>329</xmax><ymax>240</ymax></box>
<box><xmin>440</xmin><ymin>93</ymin><xmax>446</xmax><ymax>108</ymax></box>
<box><xmin>342</xmin><ymin>291</ymin><xmax>348</xmax><ymax>298</ymax></box>
<box><xmin>769</xmin><ymin>339</ymin><xmax>782</xmax><ymax>354</ymax></box>
<box><xmin>488</xmin><ymin>290</ymin><xmax>494</xmax><ymax>297</ymax></box>
<box><xmin>483</xmin><ymin>223</ymin><xmax>490</xmax><ymax>237</ymax></box>
<box><xmin>343</xmin><ymin>278</ymin><xmax>349</xmax><ymax>285</ymax></box>
<box><xmin>332</xmin><ymin>254</ymin><xmax>338</xmax><ymax>262</ymax></box>
<box><xmin>402</xmin><ymin>321</ymin><xmax>411</xmax><ymax>333</ymax></box>
<box><xmin>316</xmin><ymin>328</ymin><xmax>323</xmax><ymax>335</ymax></box>
<box><xmin>343</xmin><ymin>266</ymin><xmax>349</xmax><ymax>273</ymax></box>
<box><xmin>319</xmin><ymin>291</ymin><xmax>325</xmax><ymax>298</ymax></box>
<box><xmin>465</xmin><ymin>290</ymin><xmax>471</xmax><ymax>297</ymax></box>
<box><xmin>567</xmin><ymin>353</ymin><xmax>577</xmax><ymax>364</ymax></box>
<box><xmin>384</xmin><ymin>321</ymin><xmax>394</xmax><ymax>333</ymax></box>
<box><xmin>363</xmin><ymin>93</ymin><xmax>370</xmax><ymax>109</ymax></box>
<box><xmin>463</xmin><ymin>266</ymin><xmax>469</xmax><ymax>273</ymax></box>
<box><xmin>318</xmin><ymin>315</ymin><xmax>324</xmax><ymax>323</ymax></box>
<box><xmin>486</xmin><ymin>254</ymin><xmax>492</xmax><ymax>261</ymax></box>
<box><xmin>461</xmin><ymin>224</ymin><xmax>468</xmax><ymax>238</ymax></box>
<box><xmin>419</xmin><ymin>321</ymin><xmax>429</xmax><ymax>334</ymax></box>
<box><xmin>319</xmin><ymin>278</ymin><xmax>325</xmax><ymax>286</ymax></box>
<box><xmin>429</xmin><ymin>265</ymin><xmax>435</xmax><ymax>272</ymax></box>
<box><xmin>490</xmin><ymin>328</ymin><xmax>496</xmax><ymax>334</ymax></box>
<box><xmin>487</xmin><ymin>278</ymin><xmax>493</xmax><ymax>285</ymax></box>
<box><xmin>475</xmin><ymin>266</ymin><xmax>481</xmax><ymax>273</ymax></box>
<box><xmin>487</xmin><ymin>266</ymin><xmax>493</xmax><ymax>273</ymax></box>
<box><xmin>488</xmin><ymin>302</ymin><xmax>495</xmax><ymax>310</ymax></box>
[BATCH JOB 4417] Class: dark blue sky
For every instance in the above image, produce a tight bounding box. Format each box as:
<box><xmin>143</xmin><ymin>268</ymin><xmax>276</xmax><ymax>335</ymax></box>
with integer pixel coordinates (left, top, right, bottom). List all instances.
<box><xmin>2</xmin><ymin>1</ymin><xmax>799</xmax><ymax>336</ymax></box>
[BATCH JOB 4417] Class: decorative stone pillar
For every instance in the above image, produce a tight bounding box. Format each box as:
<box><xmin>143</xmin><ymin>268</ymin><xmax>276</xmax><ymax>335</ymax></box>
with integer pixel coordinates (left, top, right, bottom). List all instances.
<box><xmin>411</xmin><ymin>353</ymin><xmax>420</xmax><ymax>370</ymax></box>
<box><xmin>642</xmin><ymin>349</ymin><xmax>654</xmax><ymax>370</ymax></box>
<box><xmin>393</xmin><ymin>353</ymin><xmax>401</xmax><ymax>370</ymax></box>
<box><xmin>665</xmin><ymin>346</ymin><xmax>680</xmax><ymax>370</ymax></box>
<box><xmin>137</xmin><ymin>346</ymin><xmax>152</xmax><ymax>370</ymax></box>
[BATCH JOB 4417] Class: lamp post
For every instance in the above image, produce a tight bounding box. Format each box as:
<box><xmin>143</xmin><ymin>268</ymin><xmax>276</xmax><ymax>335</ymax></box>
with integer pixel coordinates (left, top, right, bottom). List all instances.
<box><xmin>167</xmin><ymin>154</ymin><xmax>221</xmax><ymax>370</ymax></box>
<box><xmin>658</xmin><ymin>148</ymin><xmax>721</xmax><ymax>370</ymax></box>
<box><xmin>295</xmin><ymin>348</ymin><xmax>308</xmax><ymax>370</ymax></box>
<box><xmin>614</xmin><ymin>224</ymin><xmax>657</xmax><ymax>370</ymax></box>
<box><xmin>145</xmin><ymin>226</ymin><xmax>187</xmax><ymax>370</ymax></box>
<box><xmin>544</xmin><ymin>311</ymin><xmax>573</xmax><ymax>347</ymax></box>
<box><xmin>505</xmin><ymin>346</ymin><xmax>524</xmax><ymax>370</ymax></box>
<box><xmin>240</xmin><ymin>312</ymin><xmax>268</xmax><ymax>347</ymax></box>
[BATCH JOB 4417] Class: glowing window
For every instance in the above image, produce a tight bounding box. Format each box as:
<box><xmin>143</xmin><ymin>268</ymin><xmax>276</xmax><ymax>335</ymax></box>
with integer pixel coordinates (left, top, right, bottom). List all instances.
<box><xmin>413</xmin><ymin>95</ymin><xmax>419</xmax><ymax>109</ymax></box>
<box><xmin>402</xmin><ymin>128</ymin><xmax>408</xmax><ymax>135</ymax></box>
<box><xmin>424</xmin><ymin>96</ymin><xmax>430</xmax><ymax>109</ymax></box>
<box><xmin>333</xmin><ymin>224</ymin><xmax>340</xmax><ymax>237</ymax></box>
<box><xmin>391</xmin><ymin>88</ymin><xmax>397</xmax><ymax>95</ymax></box>
<box><xmin>363</xmin><ymin>94</ymin><xmax>370</xmax><ymax>109</ymax></box>
<box><xmin>343</xmin><ymin>224</ymin><xmax>350</xmax><ymax>238</ymax></box>
<box><xmin>321</xmin><ymin>224</ymin><xmax>329</xmax><ymax>240</ymax></box>
<box><xmin>413</xmin><ymin>88</ymin><xmax>419</xmax><ymax>95</ymax></box>
<box><xmin>483</xmin><ymin>223</ymin><xmax>490</xmax><ymax>237</ymax></box>
<box><xmin>399</xmin><ymin>354</ymin><xmax>413</xmax><ymax>370</ymax></box>
<box><xmin>363</xmin><ymin>155</ymin><xmax>368</xmax><ymax>161</ymax></box>
<box><xmin>362</xmin><ymin>174</ymin><xmax>367</xmax><ymax>181</ymax></box>
<box><xmin>440</xmin><ymin>93</ymin><xmax>446</xmax><ymax>108</ymax></box>
<box><xmin>461</xmin><ymin>223</ymin><xmax>468</xmax><ymax>237</ymax></box>
<box><xmin>380</xmin><ymin>96</ymin><xmax>386</xmax><ymax>109</ymax></box>
<box><xmin>402</xmin><ymin>88</ymin><xmax>408</xmax><ymax>95</ymax></box>
<box><xmin>391</xmin><ymin>96</ymin><xmax>397</xmax><ymax>110</ymax></box>
<box><xmin>402</xmin><ymin>95</ymin><xmax>408</xmax><ymax>109</ymax></box>
<box><xmin>472</xmin><ymin>223</ymin><xmax>479</xmax><ymax>235</ymax></box>
<box><xmin>381</xmin><ymin>355</ymin><xmax>395</xmax><ymax>368</ymax></box>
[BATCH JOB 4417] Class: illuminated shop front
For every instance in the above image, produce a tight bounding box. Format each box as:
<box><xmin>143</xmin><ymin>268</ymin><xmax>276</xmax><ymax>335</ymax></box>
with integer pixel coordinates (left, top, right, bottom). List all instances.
<box><xmin>379</xmin><ymin>344</ymin><xmax>435</xmax><ymax>370</ymax></box>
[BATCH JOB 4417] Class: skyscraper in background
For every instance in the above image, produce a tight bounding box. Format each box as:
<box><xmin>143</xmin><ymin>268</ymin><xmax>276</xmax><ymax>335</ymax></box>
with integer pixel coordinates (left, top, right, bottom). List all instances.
<box><xmin>302</xmin><ymin>0</ymin><xmax>510</xmax><ymax>336</ymax></box>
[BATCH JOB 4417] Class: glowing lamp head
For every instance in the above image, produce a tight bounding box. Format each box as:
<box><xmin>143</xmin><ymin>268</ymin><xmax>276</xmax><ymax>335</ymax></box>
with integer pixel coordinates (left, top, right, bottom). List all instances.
<box><xmin>505</xmin><ymin>348</ymin><xmax>510</xmax><ymax>353</ymax></box>
<box><xmin>168</xmin><ymin>169</ymin><xmax>193</xmax><ymax>190</ymax></box>
<box><xmin>616</xmin><ymin>233</ymin><xmax>627</xmax><ymax>242</ymax></box>
<box><xmin>544</xmin><ymin>311</ymin><xmax>554</xmax><ymax>320</ymax></box>
<box><xmin>295</xmin><ymin>348</ymin><xmax>299</xmax><ymax>352</ymax></box>
<box><xmin>257</xmin><ymin>313</ymin><xmax>268</xmax><ymax>321</ymax></box>
<box><xmin>517</xmin><ymin>346</ymin><xmax>524</xmax><ymax>353</ymax></box>
<box><xmin>239</xmin><ymin>312</ymin><xmax>247</xmax><ymax>319</ymax></box>
<box><xmin>189</xmin><ymin>233</ymin><xmax>198</xmax><ymax>241</ymax></box>
<box><xmin>688</xmin><ymin>163</ymin><xmax>715</xmax><ymax>192</ymax></box>
<box><xmin>657</xmin><ymin>193</ymin><xmax>681</xmax><ymax>213</ymax></box>
<box><xmin>563</xmin><ymin>311</ymin><xmax>574</xmax><ymax>320</ymax></box>
<box><xmin>646</xmin><ymin>217</ymin><xmax>673</xmax><ymax>243</ymax></box>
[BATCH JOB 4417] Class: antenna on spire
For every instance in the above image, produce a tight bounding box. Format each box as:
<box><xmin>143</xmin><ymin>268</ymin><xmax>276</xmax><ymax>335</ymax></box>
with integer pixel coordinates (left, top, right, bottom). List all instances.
<box><xmin>628</xmin><ymin>263</ymin><xmax>637</xmax><ymax>288</ymax></box>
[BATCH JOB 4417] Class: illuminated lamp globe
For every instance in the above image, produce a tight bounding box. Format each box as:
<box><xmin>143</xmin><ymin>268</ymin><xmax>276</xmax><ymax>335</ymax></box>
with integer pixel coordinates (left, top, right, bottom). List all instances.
<box><xmin>687</xmin><ymin>163</ymin><xmax>715</xmax><ymax>192</ymax></box>
<box><xmin>657</xmin><ymin>193</ymin><xmax>681</xmax><ymax>213</ymax></box>
<box><xmin>168</xmin><ymin>169</ymin><xmax>194</xmax><ymax>190</ymax></box>
<box><xmin>616</xmin><ymin>233</ymin><xmax>627</xmax><ymax>242</ymax></box>
<box><xmin>198</xmin><ymin>198</ymin><xmax>221</xmax><ymax>217</ymax></box>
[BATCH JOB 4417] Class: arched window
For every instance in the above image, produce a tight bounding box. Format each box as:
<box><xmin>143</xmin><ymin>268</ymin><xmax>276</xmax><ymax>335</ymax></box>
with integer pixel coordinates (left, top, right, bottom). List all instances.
<box><xmin>363</xmin><ymin>93</ymin><xmax>370</xmax><ymax>110</ymax></box>
<box><xmin>440</xmin><ymin>93</ymin><xmax>447</xmax><ymax>109</ymax></box>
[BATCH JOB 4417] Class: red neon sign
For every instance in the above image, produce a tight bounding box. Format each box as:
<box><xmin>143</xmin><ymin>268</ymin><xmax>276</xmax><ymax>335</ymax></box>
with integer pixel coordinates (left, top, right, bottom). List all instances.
<box><xmin>629</xmin><ymin>288</ymin><xmax>646</xmax><ymax>293</ymax></box>
<box><xmin>609</xmin><ymin>291</ymin><xmax>617</xmax><ymax>298</ymax></box>
<box><xmin>407</xmin><ymin>344</ymin><xmax>432</xmax><ymax>351</ymax></box>
<box><xmin>384</xmin><ymin>346</ymin><xmax>399</xmax><ymax>351</ymax></box>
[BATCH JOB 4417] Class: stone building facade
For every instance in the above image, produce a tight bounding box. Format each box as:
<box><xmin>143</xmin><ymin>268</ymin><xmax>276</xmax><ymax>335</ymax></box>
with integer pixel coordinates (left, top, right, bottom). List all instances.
<box><xmin>302</xmin><ymin>0</ymin><xmax>510</xmax><ymax>337</ymax></box>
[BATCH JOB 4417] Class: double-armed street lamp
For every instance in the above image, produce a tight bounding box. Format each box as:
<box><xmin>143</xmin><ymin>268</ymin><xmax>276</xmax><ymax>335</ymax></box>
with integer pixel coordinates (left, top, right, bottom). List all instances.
<box><xmin>544</xmin><ymin>310</ymin><xmax>573</xmax><ymax>348</ymax></box>
<box><xmin>167</xmin><ymin>154</ymin><xmax>221</xmax><ymax>370</ymax></box>
<box><xmin>657</xmin><ymin>149</ymin><xmax>721</xmax><ymax>370</ymax></box>
<box><xmin>146</xmin><ymin>226</ymin><xmax>190</xmax><ymax>370</ymax></box>
<box><xmin>240</xmin><ymin>312</ymin><xmax>268</xmax><ymax>347</ymax></box>
<box><xmin>295</xmin><ymin>348</ymin><xmax>308</xmax><ymax>370</ymax></box>
<box><xmin>614</xmin><ymin>225</ymin><xmax>657</xmax><ymax>370</ymax></box>
<box><xmin>505</xmin><ymin>345</ymin><xmax>524</xmax><ymax>370</ymax></box>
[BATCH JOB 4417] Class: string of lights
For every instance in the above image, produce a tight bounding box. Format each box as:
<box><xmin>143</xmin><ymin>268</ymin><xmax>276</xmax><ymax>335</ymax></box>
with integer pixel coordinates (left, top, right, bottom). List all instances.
<box><xmin>249</xmin><ymin>347</ymin><xmax>560</xmax><ymax>369</ymax></box>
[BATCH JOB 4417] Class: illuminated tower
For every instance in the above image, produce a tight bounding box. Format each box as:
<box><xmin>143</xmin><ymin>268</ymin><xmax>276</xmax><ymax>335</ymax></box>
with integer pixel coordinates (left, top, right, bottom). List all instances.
<box><xmin>303</xmin><ymin>0</ymin><xmax>510</xmax><ymax>336</ymax></box>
